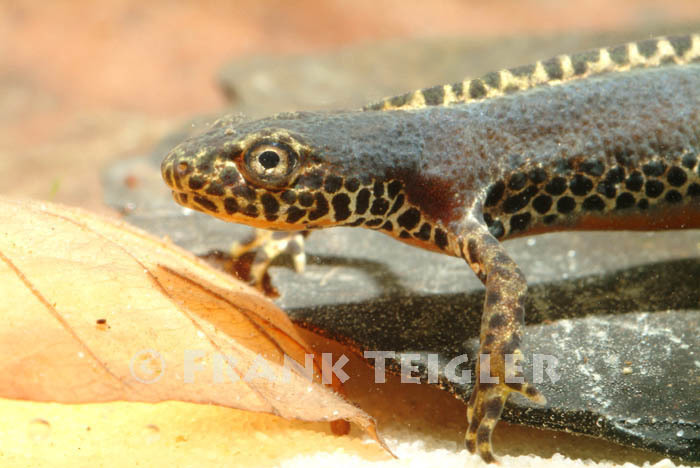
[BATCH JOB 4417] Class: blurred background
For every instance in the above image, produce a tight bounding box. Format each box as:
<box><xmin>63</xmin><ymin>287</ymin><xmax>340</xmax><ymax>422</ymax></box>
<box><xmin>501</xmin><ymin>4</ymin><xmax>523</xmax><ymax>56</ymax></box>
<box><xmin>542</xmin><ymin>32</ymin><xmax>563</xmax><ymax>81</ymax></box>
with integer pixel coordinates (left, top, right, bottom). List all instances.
<box><xmin>2</xmin><ymin>2</ymin><xmax>700</xmax><ymax>465</ymax></box>
<box><xmin>2</xmin><ymin>0</ymin><xmax>700</xmax><ymax>211</ymax></box>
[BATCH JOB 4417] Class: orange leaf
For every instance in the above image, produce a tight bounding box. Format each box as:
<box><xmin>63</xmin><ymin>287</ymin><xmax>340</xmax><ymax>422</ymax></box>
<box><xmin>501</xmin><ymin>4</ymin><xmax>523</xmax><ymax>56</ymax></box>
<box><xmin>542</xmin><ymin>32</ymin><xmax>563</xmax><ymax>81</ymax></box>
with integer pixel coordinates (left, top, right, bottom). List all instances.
<box><xmin>0</xmin><ymin>196</ymin><xmax>390</xmax><ymax>454</ymax></box>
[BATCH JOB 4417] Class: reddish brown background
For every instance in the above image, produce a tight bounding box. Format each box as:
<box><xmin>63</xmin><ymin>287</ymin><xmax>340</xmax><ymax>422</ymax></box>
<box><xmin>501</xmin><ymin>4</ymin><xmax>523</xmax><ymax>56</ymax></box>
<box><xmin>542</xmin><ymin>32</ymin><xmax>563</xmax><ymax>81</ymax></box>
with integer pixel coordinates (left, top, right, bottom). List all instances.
<box><xmin>2</xmin><ymin>0</ymin><xmax>699</xmax><ymax>211</ymax></box>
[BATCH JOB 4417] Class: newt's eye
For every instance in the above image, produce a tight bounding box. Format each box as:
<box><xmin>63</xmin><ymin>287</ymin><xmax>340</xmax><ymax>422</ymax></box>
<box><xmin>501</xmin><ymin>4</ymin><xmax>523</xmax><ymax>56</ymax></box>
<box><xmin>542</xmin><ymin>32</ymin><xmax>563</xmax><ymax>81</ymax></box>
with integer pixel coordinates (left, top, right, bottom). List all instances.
<box><xmin>242</xmin><ymin>141</ymin><xmax>299</xmax><ymax>188</ymax></box>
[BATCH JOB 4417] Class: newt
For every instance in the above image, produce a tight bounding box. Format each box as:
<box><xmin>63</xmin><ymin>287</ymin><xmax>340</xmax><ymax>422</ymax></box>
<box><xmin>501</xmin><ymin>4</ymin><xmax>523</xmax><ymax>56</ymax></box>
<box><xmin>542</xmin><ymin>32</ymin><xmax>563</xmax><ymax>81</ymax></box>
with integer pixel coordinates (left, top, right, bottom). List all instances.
<box><xmin>161</xmin><ymin>34</ymin><xmax>700</xmax><ymax>461</ymax></box>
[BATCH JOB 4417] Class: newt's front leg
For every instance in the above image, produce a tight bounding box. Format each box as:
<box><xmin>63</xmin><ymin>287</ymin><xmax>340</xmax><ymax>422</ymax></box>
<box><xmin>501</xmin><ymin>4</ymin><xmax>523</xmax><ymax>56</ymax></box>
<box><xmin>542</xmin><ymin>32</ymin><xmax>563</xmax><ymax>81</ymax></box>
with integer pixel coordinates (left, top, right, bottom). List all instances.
<box><xmin>460</xmin><ymin>221</ymin><xmax>546</xmax><ymax>462</ymax></box>
<box><xmin>230</xmin><ymin>229</ymin><xmax>308</xmax><ymax>290</ymax></box>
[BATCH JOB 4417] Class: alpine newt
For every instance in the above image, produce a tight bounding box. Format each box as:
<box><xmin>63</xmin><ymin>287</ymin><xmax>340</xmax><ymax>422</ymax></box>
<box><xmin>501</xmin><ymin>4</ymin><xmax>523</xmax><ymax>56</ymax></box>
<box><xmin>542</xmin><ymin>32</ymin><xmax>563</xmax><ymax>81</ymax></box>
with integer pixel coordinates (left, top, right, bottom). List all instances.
<box><xmin>161</xmin><ymin>34</ymin><xmax>700</xmax><ymax>461</ymax></box>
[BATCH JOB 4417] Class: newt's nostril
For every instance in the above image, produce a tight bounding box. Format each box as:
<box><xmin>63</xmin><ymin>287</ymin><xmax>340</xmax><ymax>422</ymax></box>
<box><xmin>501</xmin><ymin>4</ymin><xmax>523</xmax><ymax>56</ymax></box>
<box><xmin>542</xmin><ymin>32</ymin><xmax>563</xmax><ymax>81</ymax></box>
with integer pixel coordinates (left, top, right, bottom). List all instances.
<box><xmin>176</xmin><ymin>161</ymin><xmax>189</xmax><ymax>175</ymax></box>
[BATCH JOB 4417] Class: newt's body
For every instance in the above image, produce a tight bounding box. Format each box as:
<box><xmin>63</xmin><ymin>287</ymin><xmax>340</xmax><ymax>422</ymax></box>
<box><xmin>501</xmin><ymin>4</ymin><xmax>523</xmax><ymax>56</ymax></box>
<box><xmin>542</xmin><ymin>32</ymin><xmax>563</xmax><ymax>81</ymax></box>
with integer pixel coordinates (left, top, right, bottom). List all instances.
<box><xmin>161</xmin><ymin>35</ymin><xmax>700</xmax><ymax>461</ymax></box>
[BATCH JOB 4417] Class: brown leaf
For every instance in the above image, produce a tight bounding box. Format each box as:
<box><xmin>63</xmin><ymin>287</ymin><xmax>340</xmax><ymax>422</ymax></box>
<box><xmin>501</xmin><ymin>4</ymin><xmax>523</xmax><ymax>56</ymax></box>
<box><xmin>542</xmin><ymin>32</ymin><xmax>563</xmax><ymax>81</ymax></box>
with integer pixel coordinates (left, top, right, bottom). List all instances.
<box><xmin>0</xmin><ymin>196</ymin><xmax>391</xmax><ymax>454</ymax></box>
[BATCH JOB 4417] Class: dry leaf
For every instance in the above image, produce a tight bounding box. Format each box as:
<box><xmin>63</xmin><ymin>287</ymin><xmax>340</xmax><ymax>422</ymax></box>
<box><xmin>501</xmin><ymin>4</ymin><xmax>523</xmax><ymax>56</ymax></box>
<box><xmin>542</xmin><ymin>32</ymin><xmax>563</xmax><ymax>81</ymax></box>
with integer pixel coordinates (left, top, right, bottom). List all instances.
<box><xmin>0</xmin><ymin>196</ymin><xmax>390</xmax><ymax>454</ymax></box>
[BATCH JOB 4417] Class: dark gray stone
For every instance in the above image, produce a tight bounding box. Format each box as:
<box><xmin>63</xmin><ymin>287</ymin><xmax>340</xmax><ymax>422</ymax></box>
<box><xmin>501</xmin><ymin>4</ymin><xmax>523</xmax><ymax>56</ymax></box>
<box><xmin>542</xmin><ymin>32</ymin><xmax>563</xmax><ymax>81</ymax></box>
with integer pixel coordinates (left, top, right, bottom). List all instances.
<box><xmin>104</xmin><ymin>29</ymin><xmax>700</xmax><ymax>462</ymax></box>
<box><xmin>283</xmin><ymin>242</ymin><xmax>700</xmax><ymax>461</ymax></box>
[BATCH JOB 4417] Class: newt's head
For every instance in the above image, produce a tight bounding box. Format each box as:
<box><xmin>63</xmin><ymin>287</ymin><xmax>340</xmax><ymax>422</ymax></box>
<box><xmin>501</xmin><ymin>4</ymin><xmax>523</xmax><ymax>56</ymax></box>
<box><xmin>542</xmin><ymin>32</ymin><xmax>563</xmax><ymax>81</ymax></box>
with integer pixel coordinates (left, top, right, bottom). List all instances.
<box><xmin>162</xmin><ymin>111</ymin><xmax>457</xmax><ymax>252</ymax></box>
<box><xmin>162</xmin><ymin>110</ymin><xmax>421</xmax><ymax>233</ymax></box>
<box><xmin>162</xmin><ymin>113</ymin><xmax>328</xmax><ymax>229</ymax></box>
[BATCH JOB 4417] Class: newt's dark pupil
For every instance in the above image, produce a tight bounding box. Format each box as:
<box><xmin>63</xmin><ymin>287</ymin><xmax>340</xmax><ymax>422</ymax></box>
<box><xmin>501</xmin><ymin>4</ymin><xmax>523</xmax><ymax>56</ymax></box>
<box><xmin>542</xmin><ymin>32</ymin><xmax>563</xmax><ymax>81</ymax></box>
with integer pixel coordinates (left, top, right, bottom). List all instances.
<box><xmin>259</xmin><ymin>150</ymin><xmax>280</xmax><ymax>169</ymax></box>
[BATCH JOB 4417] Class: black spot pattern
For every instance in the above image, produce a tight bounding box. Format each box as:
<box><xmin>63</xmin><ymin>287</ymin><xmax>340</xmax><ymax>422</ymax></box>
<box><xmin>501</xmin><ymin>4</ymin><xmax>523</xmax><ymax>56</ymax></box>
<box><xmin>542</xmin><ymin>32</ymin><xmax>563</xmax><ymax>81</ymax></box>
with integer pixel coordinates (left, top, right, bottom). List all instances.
<box><xmin>688</xmin><ymin>183</ymin><xmax>700</xmax><ymax>197</ymax></box>
<box><xmin>642</xmin><ymin>160</ymin><xmax>666</xmax><ymax>177</ymax></box>
<box><xmin>451</xmin><ymin>81</ymin><xmax>464</xmax><ymax>98</ymax></box>
<box><xmin>625</xmin><ymin>172</ymin><xmax>644</xmax><ymax>191</ymax></box>
<box><xmin>347</xmin><ymin>217</ymin><xmax>365</xmax><ymax>227</ymax></box>
<box><xmin>280</xmin><ymin>190</ymin><xmax>297</xmax><ymax>204</ymax></box>
<box><xmin>482</xmin><ymin>71</ymin><xmax>501</xmax><ymax>89</ymax></box>
<box><xmin>356</xmin><ymin>189</ymin><xmax>370</xmax><ymax>214</ymax></box>
<box><xmin>528</xmin><ymin>167</ymin><xmax>547</xmax><ymax>184</ymax></box>
<box><xmin>324</xmin><ymin>175</ymin><xmax>343</xmax><ymax>193</ymax></box>
<box><xmin>389</xmin><ymin>94</ymin><xmax>409</xmax><ymax>108</ymax></box>
<box><xmin>422</xmin><ymin>85</ymin><xmax>445</xmax><ymax>106</ymax></box>
<box><xmin>434</xmin><ymin>229</ymin><xmax>448</xmax><ymax>249</ymax></box>
<box><xmin>543</xmin><ymin>214</ymin><xmax>558</xmax><ymax>224</ymax></box>
<box><xmin>194</xmin><ymin>195</ymin><xmax>217</xmax><ymax>213</ymax></box>
<box><xmin>681</xmin><ymin>153</ymin><xmax>697</xmax><ymax>169</ymax></box>
<box><xmin>605</xmin><ymin>166</ymin><xmax>625</xmax><ymax>184</ymax></box>
<box><xmin>596</xmin><ymin>181</ymin><xmax>617</xmax><ymax>199</ymax></box>
<box><xmin>469</xmin><ymin>80</ymin><xmax>487</xmax><ymax>99</ymax></box>
<box><xmin>299</xmin><ymin>171</ymin><xmax>323</xmax><ymax>190</ymax></box>
<box><xmin>387</xmin><ymin>180</ymin><xmax>402</xmax><ymax>198</ymax></box>
<box><xmin>206</xmin><ymin>182</ymin><xmax>225</xmax><ymax>196</ymax></box>
<box><xmin>509</xmin><ymin>213</ymin><xmax>531</xmax><ymax>232</ymax></box>
<box><xmin>665</xmin><ymin>190</ymin><xmax>682</xmax><ymax>203</ymax></box>
<box><xmin>381</xmin><ymin>221</ymin><xmax>394</xmax><ymax>231</ymax></box>
<box><xmin>569</xmin><ymin>174</ymin><xmax>593</xmax><ymax>196</ymax></box>
<box><xmin>485</xmin><ymin>181</ymin><xmax>505</xmax><ymax>207</ymax></box>
<box><xmin>542</xmin><ymin>57</ymin><xmax>564</xmax><ymax>80</ymax></box>
<box><xmin>286</xmin><ymin>206</ymin><xmax>305</xmax><ymax>223</ymax></box>
<box><xmin>532</xmin><ymin>195</ymin><xmax>553</xmax><ymax>214</ymax></box>
<box><xmin>188</xmin><ymin>176</ymin><xmax>206</xmax><ymax>190</ymax></box>
<box><xmin>233</xmin><ymin>185</ymin><xmax>256</xmax><ymax>201</ymax></box>
<box><xmin>508</xmin><ymin>172</ymin><xmax>527</xmax><ymax>190</ymax></box>
<box><xmin>609</xmin><ymin>45</ymin><xmax>629</xmax><ymax>65</ymax></box>
<box><xmin>670</xmin><ymin>36</ymin><xmax>691</xmax><ymax>55</ymax></box>
<box><xmin>220</xmin><ymin>167</ymin><xmax>238</xmax><ymax>186</ymax></box>
<box><xmin>243</xmin><ymin>204</ymin><xmax>259</xmax><ymax>217</ymax></box>
<box><xmin>503</xmin><ymin>186</ymin><xmax>538</xmax><ymax>214</ymax></box>
<box><xmin>582</xmin><ymin>195</ymin><xmax>605</xmax><ymax>211</ymax></box>
<box><xmin>415</xmin><ymin>223</ymin><xmax>432</xmax><ymax>241</ymax></box>
<box><xmin>557</xmin><ymin>196</ymin><xmax>576</xmax><ymax>214</ymax></box>
<box><xmin>370</xmin><ymin>198</ymin><xmax>390</xmax><ymax>216</ymax></box>
<box><xmin>308</xmin><ymin>193</ymin><xmax>329</xmax><ymax>220</ymax></box>
<box><xmin>397</xmin><ymin>208</ymin><xmax>421</xmax><ymax>230</ymax></box>
<box><xmin>645</xmin><ymin>180</ymin><xmax>664</xmax><ymax>198</ymax></box>
<box><xmin>373</xmin><ymin>181</ymin><xmax>385</xmax><ymax>198</ymax></box>
<box><xmin>261</xmin><ymin>193</ymin><xmax>279</xmax><ymax>215</ymax></box>
<box><xmin>387</xmin><ymin>194</ymin><xmax>405</xmax><ymax>216</ymax></box>
<box><xmin>666</xmin><ymin>166</ymin><xmax>687</xmax><ymax>187</ymax></box>
<box><xmin>615</xmin><ymin>192</ymin><xmax>635</xmax><ymax>210</ymax></box>
<box><xmin>345</xmin><ymin>178</ymin><xmax>360</xmax><ymax>192</ymax></box>
<box><xmin>571</xmin><ymin>50</ymin><xmax>596</xmax><ymax>75</ymax></box>
<box><xmin>365</xmin><ymin>219</ymin><xmax>383</xmax><ymax>227</ymax></box>
<box><xmin>332</xmin><ymin>193</ymin><xmax>352</xmax><ymax>221</ymax></box>
<box><xmin>298</xmin><ymin>191</ymin><xmax>314</xmax><ymax>207</ymax></box>
<box><xmin>637</xmin><ymin>39</ymin><xmax>658</xmax><ymax>58</ymax></box>
<box><xmin>224</xmin><ymin>197</ymin><xmax>239</xmax><ymax>214</ymax></box>
<box><xmin>545</xmin><ymin>177</ymin><xmax>567</xmax><ymax>195</ymax></box>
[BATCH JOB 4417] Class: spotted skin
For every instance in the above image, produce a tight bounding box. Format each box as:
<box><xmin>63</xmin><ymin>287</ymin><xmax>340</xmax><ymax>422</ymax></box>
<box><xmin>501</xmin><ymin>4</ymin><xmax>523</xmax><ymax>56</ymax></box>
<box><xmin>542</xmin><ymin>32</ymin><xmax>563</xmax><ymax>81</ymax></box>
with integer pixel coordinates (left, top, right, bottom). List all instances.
<box><xmin>365</xmin><ymin>34</ymin><xmax>700</xmax><ymax>111</ymax></box>
<box><xmin>161</xmin><ymin>35</ymin><xmax>700</xmax><ymax>462</ymax></box>
<box><xmin>483</xmin><ymin>153</ymin><xmax>700</xmax><ymax>240</ymax></box>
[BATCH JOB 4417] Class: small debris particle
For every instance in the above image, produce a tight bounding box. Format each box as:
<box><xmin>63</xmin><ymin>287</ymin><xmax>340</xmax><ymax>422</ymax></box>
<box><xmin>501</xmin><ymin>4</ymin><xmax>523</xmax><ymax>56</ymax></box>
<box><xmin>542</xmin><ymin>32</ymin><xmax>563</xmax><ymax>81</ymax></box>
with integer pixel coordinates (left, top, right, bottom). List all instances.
<box><xmin>124</xmin><ymin>174</ymin><xmax>140</xmax><ymax>189</ymax></box>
